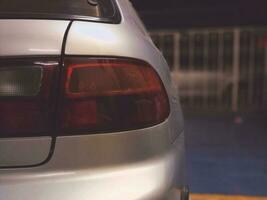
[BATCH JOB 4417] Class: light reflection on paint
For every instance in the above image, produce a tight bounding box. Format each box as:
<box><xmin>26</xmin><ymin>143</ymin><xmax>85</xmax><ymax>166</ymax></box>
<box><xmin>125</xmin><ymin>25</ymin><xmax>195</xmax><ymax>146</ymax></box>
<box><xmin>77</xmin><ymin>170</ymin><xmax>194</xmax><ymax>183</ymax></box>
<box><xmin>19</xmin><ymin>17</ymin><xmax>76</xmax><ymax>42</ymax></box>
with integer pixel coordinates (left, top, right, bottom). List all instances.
<box><xmin>29</xmin><ymin>49</ymin><xmax>59</xmax><ymax>53</ymax></box>
<box><xmin>78</xmin><ymin>26</ymin><xmax>118</xmax><ymax>44</ymax></box>
<box><xmin>0</xmin><ymin>150</ymin><xmax>176</xmax><ymax>200</ymax></box>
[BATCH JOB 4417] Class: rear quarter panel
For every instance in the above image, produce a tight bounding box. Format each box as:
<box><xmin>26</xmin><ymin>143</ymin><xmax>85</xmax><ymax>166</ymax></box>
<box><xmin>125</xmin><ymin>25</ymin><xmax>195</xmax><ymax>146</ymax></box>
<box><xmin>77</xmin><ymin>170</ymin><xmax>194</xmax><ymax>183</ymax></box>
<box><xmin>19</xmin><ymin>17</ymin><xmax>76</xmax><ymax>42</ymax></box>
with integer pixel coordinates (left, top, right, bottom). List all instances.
<box><xmin>65</xmin><ymin>0</ymin><xmax>184</xmax><ymax>141</ymax></box>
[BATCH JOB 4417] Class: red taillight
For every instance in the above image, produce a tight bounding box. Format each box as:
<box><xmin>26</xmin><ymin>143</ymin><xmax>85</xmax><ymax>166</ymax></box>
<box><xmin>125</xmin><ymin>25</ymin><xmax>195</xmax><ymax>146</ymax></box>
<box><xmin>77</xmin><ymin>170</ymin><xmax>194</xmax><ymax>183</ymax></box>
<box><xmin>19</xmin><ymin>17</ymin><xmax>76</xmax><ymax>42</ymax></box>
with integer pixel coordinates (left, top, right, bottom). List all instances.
<box><xmin>0</xmin><ymin>57</ymin><xmax>169</xmax><ymax>138</ymax></box>
<box><xmin>0</xmin><ymin>58</ymin><xmax>59</xmax><ymax>138</ymax></box>
<box><xmin>59</xmin><ymin>58</ymin><xmax>170</xmax><ymax>134</ymax></box>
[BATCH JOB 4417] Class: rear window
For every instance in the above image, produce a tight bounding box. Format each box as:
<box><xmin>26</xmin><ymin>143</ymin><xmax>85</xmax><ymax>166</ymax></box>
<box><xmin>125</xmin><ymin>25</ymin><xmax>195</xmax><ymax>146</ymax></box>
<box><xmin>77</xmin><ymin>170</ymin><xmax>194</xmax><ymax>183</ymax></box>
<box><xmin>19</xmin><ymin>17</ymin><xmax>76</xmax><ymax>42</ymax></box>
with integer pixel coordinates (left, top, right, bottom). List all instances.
<box><xmin>0</xmin><ymin>0</ymin><xmax>119</xmax><ymax>23</ymax></box>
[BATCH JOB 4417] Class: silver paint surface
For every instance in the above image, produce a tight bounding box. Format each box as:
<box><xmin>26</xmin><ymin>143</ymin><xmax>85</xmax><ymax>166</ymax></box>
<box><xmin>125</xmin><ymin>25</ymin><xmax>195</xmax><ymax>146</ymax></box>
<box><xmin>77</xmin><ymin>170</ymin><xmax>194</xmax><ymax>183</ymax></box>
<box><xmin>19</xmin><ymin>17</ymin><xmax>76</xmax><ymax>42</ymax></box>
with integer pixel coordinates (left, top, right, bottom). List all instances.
<box><xmin>0</xmin><ymin>137</ymin><xmax>51</xmax><ymax>167</ymax></box>
<box><xmin>0</xmin><ymin>20</ymin><xmax>69</xmax><ymax>56</ymax></box>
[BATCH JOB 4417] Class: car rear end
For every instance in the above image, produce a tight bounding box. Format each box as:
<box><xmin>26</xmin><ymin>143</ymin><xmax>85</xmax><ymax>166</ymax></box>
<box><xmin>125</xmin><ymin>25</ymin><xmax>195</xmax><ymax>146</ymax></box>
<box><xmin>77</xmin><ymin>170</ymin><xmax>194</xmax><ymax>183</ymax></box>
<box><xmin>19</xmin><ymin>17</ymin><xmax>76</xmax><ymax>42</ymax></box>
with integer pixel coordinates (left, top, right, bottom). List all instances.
<box><xmin>0</xmin><ymin>0</ymin><xmax>186</xmax><ymax>199</ymax></box>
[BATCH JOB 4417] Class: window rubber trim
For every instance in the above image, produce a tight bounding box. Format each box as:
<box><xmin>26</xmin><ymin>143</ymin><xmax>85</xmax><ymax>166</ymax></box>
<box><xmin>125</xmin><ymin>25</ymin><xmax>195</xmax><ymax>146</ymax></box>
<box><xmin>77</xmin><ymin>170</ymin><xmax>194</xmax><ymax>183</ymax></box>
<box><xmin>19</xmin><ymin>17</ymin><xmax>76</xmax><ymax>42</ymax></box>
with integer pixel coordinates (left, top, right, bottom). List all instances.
<box><xmin>0</xmin><ymin>0</ymin><xmax>121</xmax><ymax>24</ymax></box>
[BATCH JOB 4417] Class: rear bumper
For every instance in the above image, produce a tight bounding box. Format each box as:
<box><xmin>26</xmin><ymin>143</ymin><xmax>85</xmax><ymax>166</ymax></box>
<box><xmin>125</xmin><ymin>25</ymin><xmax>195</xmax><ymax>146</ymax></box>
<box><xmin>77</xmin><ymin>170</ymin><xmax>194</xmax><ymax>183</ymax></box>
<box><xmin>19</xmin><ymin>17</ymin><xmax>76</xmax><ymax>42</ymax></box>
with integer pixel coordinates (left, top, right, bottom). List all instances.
<box><xmin>0</xmin><ymin>133</ymin><xmax>185</xmax><ymax>200</ymax></box>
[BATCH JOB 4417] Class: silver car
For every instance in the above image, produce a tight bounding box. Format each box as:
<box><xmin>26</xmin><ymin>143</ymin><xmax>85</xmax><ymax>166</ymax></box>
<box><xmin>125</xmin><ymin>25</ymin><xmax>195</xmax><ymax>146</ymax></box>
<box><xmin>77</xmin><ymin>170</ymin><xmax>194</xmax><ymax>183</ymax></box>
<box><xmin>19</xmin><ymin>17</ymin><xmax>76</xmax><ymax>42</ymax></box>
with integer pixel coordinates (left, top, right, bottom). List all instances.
<box><xmin>0</xmin><ymin>0</ymin><xmax>187</xmax><ymax>199</ymax></box>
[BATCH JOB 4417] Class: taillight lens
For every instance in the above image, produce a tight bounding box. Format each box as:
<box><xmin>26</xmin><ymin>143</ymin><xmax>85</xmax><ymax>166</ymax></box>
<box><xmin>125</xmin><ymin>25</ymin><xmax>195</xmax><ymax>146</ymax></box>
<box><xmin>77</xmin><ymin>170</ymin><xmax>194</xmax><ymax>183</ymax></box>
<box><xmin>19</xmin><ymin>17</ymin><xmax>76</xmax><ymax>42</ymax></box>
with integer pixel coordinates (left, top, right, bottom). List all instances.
<box><xmin>0</xmin><ymin>58</ymin><xmax>59</xmax><ymax>138</ymax></box>
<box><xmin>0</xmin><ymin>67</ymin><xmax>42</xmax><ymax>97</ymax></box>
<box><xmin>59</xmin><ymin>57</ymin><xmax>169</xmax><ymax>134</ymax></box>
<box><xmin>0</xmin><ymin>57</ymin><xmax>169</xmax><ymax>138</ymax></box>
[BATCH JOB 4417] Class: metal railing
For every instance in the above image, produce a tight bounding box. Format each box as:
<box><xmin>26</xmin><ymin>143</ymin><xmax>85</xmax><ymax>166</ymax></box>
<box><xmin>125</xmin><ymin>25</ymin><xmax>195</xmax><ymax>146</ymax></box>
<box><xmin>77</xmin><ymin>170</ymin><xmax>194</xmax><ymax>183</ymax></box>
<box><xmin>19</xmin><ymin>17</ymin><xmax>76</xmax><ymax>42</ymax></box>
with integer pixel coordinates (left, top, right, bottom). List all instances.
<box><xmin>150</xmin><ymin>27</ymin><xmax>267</xmax><ymax>112</ymax></box>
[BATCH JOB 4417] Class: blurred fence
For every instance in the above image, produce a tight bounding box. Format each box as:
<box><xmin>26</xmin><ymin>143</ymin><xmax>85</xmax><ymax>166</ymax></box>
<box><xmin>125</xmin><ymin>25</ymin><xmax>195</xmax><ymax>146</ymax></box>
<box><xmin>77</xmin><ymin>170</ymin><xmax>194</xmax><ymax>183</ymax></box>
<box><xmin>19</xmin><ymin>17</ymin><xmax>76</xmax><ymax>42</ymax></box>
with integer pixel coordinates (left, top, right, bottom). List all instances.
<box><xmin>150</xmin><ymin>27</ymin><xmax>267</xmax><ymax>112</ymax></box>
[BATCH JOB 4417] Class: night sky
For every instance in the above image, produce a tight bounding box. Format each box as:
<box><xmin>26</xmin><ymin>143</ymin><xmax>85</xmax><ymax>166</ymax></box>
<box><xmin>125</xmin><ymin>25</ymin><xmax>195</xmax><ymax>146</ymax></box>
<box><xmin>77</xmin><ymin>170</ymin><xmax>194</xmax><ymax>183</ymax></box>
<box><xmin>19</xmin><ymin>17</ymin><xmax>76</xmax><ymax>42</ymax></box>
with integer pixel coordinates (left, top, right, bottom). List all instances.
<box><xmin>130</xmin><ymin>0</ymin><xmax>267</xmax><ymax>29</ymax></box>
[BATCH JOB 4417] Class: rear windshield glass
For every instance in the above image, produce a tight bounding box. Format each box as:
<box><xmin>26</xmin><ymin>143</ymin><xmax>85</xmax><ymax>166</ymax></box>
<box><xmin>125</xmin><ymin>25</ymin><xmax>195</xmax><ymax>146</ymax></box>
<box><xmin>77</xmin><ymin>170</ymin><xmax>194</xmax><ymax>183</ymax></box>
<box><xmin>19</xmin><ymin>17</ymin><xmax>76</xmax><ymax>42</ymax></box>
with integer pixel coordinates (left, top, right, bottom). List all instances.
<box><xmin>0</xmin><ymin>0</ymin><xmax>117</xmax><ymax>22</ymax></box>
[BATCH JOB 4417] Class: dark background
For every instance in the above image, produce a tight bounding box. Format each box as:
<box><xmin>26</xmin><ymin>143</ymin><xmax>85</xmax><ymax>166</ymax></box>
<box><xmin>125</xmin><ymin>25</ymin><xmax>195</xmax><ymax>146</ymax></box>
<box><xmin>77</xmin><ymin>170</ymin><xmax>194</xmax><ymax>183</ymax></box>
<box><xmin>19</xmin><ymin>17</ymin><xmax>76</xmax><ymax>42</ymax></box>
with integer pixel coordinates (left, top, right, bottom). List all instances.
<box><xmin>131</xmin><ymin>0</ymin><xmax>267</xmax><ymax>29</ymax></box>
<box><xmin>131</xmin><ymin>0</ymin><xmax>267</xmax><ymax>196</ymax></box>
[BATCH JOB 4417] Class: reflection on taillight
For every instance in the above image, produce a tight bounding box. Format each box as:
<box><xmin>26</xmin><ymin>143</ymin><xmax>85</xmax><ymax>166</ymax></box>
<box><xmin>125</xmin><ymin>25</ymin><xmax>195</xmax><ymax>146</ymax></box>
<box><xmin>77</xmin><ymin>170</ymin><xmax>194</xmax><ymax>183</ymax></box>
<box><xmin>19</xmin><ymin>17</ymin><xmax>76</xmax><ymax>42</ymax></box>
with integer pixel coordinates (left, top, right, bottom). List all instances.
<box><xmin>59</xmin><ymin>57</ymin><xmax>170</xmax><ymax>134</ymax></box>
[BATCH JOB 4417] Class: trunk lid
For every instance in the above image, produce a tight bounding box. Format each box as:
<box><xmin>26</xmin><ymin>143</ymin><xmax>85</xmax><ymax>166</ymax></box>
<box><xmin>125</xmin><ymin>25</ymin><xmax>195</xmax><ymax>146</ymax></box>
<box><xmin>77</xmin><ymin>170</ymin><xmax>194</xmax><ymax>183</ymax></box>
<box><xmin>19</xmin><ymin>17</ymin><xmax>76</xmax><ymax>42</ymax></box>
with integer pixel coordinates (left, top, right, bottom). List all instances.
<box><xmin>0</xmin><ymin>20</ymin><xmax>69</xmax><ymax>168</ymax></box>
